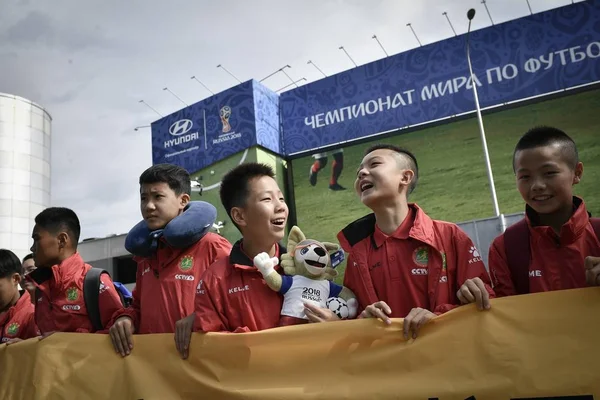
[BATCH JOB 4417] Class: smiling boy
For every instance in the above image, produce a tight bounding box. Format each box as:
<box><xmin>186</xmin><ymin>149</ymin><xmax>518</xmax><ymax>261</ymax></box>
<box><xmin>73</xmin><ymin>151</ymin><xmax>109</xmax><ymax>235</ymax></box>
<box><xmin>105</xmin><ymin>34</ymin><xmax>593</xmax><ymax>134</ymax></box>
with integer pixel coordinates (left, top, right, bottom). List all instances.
<box><xmin>333</xmin><ymin>144</ymin><xmax>493</xmax><ymax>339</ymax></box>
<box><xmin>488</xmin><ymin>126</ymin><xmax>600</xmax><ymax>296</ymax></box>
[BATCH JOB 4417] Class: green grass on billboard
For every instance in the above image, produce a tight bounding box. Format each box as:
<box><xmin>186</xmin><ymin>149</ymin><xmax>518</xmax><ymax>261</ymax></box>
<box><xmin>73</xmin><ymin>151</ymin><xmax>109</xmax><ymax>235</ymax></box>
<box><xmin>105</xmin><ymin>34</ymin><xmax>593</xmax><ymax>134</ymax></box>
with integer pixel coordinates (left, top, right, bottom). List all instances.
<box><xmin>291</xmin><ymin>88</ymin><xmax>600</xmax><ymax>282</ymax></box>
<box><xmin>187</xmin><ymin>89</ymin><xmax>599</xmax><ymax>283</ymax></box>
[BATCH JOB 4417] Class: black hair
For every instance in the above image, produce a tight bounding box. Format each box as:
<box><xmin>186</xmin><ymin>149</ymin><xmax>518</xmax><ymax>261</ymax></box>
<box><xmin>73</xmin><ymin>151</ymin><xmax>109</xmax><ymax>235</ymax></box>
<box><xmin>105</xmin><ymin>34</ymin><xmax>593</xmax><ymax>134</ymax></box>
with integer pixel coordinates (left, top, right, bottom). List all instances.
<box><xmin>34</xmin><ymin>207</ymin><xmax>81</xmax><ymax>244</ymax></box>
<box><xmin>0</xmin><ymin>249</ymin><xmax>22</xmax><ymax>279</ymax></box>
<box><xmin>220</xmin><ymin>163</ymin><xmax>276</xmax><ymax>230</ymax></box>
<box><xmin>139</xmin><ymin>164</ymin><xmax>191</xmax><ymax>196</ymax></box>
<box><xmin>364</xmin><ymin>144</ymin><xmax>419</xmax><ymax>194</ymax></box>
<box><xmin>22</xmin><ymin>253</ymin><xmax>33</xmax><ymax>263</ymax></box>
<box><xmin>513</xmin><ymin>126</ymin><xmax>579</xmax><ymax>172</ymax></box>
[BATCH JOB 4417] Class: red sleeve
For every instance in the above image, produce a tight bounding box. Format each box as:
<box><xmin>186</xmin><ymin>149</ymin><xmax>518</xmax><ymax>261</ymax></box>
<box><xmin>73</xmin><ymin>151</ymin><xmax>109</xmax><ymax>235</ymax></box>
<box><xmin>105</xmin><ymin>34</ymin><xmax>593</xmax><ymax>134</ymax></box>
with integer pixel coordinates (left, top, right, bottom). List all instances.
<box><xmin>108</xmin><ymin>263</ymin><xmax>142</xmax><ymax>332</ymax></box>
<box><xmin>342</xmin><ymin>253</ymin><xmax>366</xmax><ymax>317</ymax></box>
<box><xmin>97</xmin><ymin>274</ymin><xmax>125</xmax><ymax>333</ymax></box>
<box><xmin>20</xmin><ymin>308</ymin><xmax>40</xmax><ymax>339</ymax></box>
<box><xmin>488</xmin><ymin>235</ymin><xmax>517</xmax><ymax>297</ymax></box>
<box><xmin>433</xmin><ymin>227</ymin><xmax>495</xmax><ymax>315</ymax></box>
<box><xmin>193</xmin><ymin>269</ymin><xmax>249</xmax><ymax>333</ymax></box>
<box><xmin>207</xmin><ymin>235</ymin><xmax>232</xmax><ymax>264</ymax></box>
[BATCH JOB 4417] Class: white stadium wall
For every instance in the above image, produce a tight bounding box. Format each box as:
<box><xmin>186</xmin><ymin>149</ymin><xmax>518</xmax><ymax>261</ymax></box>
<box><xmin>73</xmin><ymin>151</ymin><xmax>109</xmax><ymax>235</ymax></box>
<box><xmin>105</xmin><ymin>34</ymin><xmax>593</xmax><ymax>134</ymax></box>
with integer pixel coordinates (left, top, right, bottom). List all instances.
<box><xmin>0</xmin><ymin>93</ymin><xmax>52</xmax><ymax>260</ymax></box>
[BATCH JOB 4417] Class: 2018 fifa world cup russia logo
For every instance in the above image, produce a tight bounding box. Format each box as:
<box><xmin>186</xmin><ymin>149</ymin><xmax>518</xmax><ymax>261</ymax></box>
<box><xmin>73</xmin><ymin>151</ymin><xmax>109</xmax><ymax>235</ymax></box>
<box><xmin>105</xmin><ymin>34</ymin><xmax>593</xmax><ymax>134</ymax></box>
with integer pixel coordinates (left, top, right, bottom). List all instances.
<box><xmin>220</xmin><ymin>106</ymin><xmax>232</xmax><ymax>133</ymax></box>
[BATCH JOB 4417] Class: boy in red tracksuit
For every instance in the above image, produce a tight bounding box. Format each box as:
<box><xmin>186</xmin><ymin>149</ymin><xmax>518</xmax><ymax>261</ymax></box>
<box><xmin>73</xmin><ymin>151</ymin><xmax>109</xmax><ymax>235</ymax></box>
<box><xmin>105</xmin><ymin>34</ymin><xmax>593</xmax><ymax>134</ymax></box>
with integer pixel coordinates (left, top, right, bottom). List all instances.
<box><xmin>109</xmin><ymin>164</ymin><xmax>231</xmax><ymax>357</ymax></box>
<box><xmin>306</xmin><ymin>144</ymin><xmax>494</xmax><ymax>339</ymax></box>
<box><xmin>488</xmin><ymin>126</ymin><xmax>600</xmax><ymax>297</ymax></box>
<box><xmin>27</xmin><ymin>207</ymin><xmax>124</xmax><ymax>335</ymax></box>
<box><xmin>0</xmin><ymin>249</ymin><xmax>39</xmax><ymax>343</ymax></box>
<box><xmin>174</xmin><ymin>162</ymin><xmax>289</xmax><ymax>358</ymax></box>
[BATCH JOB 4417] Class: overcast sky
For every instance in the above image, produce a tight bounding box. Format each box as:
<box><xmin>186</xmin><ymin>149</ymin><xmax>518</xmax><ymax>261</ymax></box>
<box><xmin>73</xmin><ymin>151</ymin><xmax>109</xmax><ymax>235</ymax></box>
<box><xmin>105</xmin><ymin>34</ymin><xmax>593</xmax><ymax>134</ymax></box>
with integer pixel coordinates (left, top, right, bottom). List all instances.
<box><xmin>0</xmin><ymin>0</ymin><xmax>577</xmax><ymax>240</ymax></box>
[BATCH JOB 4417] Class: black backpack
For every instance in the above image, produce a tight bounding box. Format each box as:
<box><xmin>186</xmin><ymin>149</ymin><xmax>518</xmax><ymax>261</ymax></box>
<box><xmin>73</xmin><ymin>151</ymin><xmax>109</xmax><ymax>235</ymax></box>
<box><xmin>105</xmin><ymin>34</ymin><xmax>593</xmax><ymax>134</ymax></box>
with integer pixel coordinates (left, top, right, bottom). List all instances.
<box><xmin>83</xmin><ymin>268</ymin><xmax>132</xmax><ymax>331</ymax></box>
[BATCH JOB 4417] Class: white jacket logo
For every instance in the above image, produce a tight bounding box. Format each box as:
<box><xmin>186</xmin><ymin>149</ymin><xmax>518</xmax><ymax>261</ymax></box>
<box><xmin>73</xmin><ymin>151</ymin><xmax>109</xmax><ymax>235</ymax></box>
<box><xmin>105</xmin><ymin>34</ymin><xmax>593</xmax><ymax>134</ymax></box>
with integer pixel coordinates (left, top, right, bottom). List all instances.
<box><xmin>468</xmin><ymin>246</ymin><xmax>482</xmax><ymax>264</ymax></box>
<box><xmin>411</xmin><ymin>268</ymin><xmax>428</xmax><ymax>275</ymax></box>
<box><xmin>196</xmin><ymin>280</ymin><xmax>205</xmax><ymax>294</ymax></box>
<box><xmin>229</xmin><ymin>285</ymin><xmax>250</xmax><ymax>294</ymax></box>
<box><xmin>62</xmin><ymin>304</ymin><xmax>81</xmax><ymax>311</ymax></box>
<box><xmin>175</xmin><ymin>274</ymin><xmax>194</xmax><ymax>281</ymax></box>
<box><xmin>98</xmin><ymin>282</ymin><xmax>108</xmax><ymax>294</ymax></box>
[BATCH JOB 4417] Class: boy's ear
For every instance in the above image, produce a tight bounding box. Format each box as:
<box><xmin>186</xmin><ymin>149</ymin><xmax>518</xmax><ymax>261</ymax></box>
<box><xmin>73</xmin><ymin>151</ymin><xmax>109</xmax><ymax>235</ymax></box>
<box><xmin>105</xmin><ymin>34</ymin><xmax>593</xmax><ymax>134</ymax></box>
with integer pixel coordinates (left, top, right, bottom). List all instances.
<box><xmin>57</xmin><ymin>232</ymin><xmax>69</xmax><ymax>249</ymax></box>
<box><xmin>574</xmin><ymin>162</ymin><xmax>584</xmax><ymax>184</ymax></box>
<box><xmin>179</xmin><ymin>193</ymin><xmax>190</xmax><ymax>208</ymax></box>
<box><xmin>11</xmin><ymin>272</ymin><xmax>22</xmax><ymax>286</ymax></box>
<box><xmin>400</xmin><ymin>169</ymin><xmax>415</xmax><ymax>190</ymax></box>
<box><xmin>230</xmin><ymin>207</ymin><xmax>246</xmax><ymax>227</ymax></box>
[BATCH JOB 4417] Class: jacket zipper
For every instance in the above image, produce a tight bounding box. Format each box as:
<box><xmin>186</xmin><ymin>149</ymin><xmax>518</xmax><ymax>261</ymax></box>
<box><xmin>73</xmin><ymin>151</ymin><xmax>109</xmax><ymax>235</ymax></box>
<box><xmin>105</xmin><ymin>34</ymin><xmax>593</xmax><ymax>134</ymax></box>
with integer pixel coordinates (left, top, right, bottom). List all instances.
<box><xmin>430</xmin><ymin>249</ymin><xmax>443</xmax><ymax>309</ymax></box>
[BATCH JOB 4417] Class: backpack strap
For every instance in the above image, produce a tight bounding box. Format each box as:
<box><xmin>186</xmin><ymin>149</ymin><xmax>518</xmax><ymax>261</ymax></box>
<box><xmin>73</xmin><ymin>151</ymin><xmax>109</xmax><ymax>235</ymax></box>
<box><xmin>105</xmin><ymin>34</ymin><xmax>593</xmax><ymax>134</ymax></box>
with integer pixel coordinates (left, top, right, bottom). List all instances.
<box><xmin>83</xmin><ymin>268</ymin><xmax>107</xmax><ymax>332</ymax></box>
<box><xmin>503</xmin><ymin>218</ymin><xmax>531</xmax><ymax>295</ymax></box>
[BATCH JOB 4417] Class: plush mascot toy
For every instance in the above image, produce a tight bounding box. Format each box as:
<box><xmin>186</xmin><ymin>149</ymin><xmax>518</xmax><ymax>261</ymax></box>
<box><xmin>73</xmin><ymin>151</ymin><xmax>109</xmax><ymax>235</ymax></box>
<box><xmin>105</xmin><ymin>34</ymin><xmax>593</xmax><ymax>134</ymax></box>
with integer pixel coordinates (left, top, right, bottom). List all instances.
<box><xmin>253</xmin><ymin>226</ymin><xmax>358</xmax><ymax>326</ymax></box>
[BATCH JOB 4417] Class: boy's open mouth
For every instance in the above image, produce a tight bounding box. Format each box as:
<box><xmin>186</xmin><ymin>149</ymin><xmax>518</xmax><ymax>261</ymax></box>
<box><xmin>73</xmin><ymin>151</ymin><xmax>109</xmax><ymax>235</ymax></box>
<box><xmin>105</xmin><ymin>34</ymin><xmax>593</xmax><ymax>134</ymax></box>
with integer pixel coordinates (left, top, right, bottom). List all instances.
<box><xmin>271</xmin><ymin>218</ymin><xmax>285</xmax><ymax>226</ymax></box>
<box><xmin>360</xmin><ymin>182</ymin><xmax>374</xmax><ymax>193</ymax></box>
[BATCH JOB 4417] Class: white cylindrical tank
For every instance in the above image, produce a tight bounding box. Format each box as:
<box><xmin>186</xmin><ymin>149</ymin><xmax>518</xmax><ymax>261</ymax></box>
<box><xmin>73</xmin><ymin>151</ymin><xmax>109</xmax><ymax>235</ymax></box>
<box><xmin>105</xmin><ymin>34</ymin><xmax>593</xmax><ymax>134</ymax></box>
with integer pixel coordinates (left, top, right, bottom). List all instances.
<box><xmin>0</xmin><ymin>93</ymin><xmax>52</xmax><ymax>261</ymax></box>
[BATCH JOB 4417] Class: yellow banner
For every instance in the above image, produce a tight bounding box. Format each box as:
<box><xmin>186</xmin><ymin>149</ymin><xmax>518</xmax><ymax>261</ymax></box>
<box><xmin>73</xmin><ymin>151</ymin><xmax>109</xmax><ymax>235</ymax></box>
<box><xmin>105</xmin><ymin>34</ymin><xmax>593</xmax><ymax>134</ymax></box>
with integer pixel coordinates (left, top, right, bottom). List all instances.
<box><xmin>2</xmin><ymin>288</ymin><xmax>600</xmax><ymax>400</ymax></box>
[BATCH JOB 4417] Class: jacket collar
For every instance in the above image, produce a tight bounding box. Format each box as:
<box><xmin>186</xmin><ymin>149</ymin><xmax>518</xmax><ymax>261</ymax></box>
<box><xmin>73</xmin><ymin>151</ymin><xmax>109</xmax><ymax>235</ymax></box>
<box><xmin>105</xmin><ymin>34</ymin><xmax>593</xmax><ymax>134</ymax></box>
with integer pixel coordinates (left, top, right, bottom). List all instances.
<box><xmin>28</xmin><ymin>252</ymin><xmax>86</xmax><ymax>291</ymax></box>
<box><xmin>526</xmin><ymin>196</ymin><xmax>591</xmax><ymax>243</ymax></box>
<box><xmin>229</xmin><ymin>240</ymin><xmax>286</xmax><ymax>271</ymax></box>
<box><xmin>0</xmin><ymin>291</ymin><xmax>31</xmax><ymax>326</ymax></box>
<box><xmin>373</xmin><ymin>206</ymin><xmax>415</xmax><ymax>248</ymax></box>
<box><xmin>339</xmin><ymin>203</ymin><xmax>439</xmax><ymax>252</ymax></box>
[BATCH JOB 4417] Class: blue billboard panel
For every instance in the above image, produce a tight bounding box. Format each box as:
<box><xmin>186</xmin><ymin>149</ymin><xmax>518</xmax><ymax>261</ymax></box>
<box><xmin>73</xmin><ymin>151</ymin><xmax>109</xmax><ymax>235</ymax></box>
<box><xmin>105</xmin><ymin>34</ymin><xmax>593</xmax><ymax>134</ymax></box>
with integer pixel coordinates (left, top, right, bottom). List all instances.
<box><xmin>151</xmin><ymin>80</ymin><xmax>260</xmax><ymax>173</ymax></box>
<box><xmin>280</xmin><ymin>1</ymin><xmax>600</xmax><ymax>155</ymax></box>
<box><xmin>253</xmin><ymin>81</ymin><xmax>281</xmax><ymax>155</ymax></box>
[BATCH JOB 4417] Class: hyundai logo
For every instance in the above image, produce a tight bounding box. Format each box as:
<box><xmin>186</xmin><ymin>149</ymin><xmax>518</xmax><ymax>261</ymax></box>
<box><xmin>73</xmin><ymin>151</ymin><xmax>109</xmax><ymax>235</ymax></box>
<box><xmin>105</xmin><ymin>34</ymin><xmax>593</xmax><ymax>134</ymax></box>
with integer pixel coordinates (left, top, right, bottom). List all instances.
<box><xmin>169</xmin><ymin>119</ymin><xmax>193</xmax><ymax>136</ymax></box>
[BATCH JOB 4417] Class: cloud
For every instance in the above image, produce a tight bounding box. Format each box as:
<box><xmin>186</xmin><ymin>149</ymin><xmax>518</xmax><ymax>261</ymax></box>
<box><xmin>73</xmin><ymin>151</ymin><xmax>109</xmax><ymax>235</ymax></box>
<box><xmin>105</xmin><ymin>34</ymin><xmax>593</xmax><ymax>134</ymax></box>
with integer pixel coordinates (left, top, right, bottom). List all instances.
<box><xmin>4</xmin><ymin>11</ymin><xmax>53</xmax><ymax>45</ymax></box>
<box><xmin>46</xmin><ymin>80</ymin><xmax>90</xmax><ymax>104</ymax></box>
<box><xmin>3</xmin><ymin>10</ymin><xmax>112</xmax><ymax>51</ymax></box>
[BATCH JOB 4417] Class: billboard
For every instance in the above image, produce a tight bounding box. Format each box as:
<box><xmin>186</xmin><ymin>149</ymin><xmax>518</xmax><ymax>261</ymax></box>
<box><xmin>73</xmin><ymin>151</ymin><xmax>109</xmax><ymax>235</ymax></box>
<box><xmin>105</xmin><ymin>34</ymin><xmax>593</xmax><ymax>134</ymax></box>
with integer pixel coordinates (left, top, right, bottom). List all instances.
<box><xmin>290</xmin><ymin>87</ymin><xmax>600</xmax><ymax>279</ymax></box>
<box><xmin>148</xmin><ymin>2</ymin><xmax>600</xmax><ymax>261</ymax></box>
<box><xmin>152</xmin><ymin>1</ymin><xmax>600</xmax><ymax>164</ymax></box>
<box><xmin>151</xmin><ymin>80</ymin><xmax>281</xmax><ymax>173</ymax></box>
<box><xmin>280</xmin><ymin>0</ymin><xmax>600</xmax><ymax>155</ymax></box>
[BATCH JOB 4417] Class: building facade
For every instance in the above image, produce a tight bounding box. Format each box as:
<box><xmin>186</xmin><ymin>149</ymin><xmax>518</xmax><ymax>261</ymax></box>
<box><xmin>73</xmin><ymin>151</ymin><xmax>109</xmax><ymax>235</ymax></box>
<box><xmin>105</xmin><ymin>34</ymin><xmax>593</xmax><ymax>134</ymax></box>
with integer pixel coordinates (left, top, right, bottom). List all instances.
<box><xmin>0</xmin><ymin>93</ymin><xmax>52</xmax><ymax>260</ymax></box>
<box><xmin>78</xmin><ymin>234</ymin><xmax>137</xmax><ymax>291</ymax></box>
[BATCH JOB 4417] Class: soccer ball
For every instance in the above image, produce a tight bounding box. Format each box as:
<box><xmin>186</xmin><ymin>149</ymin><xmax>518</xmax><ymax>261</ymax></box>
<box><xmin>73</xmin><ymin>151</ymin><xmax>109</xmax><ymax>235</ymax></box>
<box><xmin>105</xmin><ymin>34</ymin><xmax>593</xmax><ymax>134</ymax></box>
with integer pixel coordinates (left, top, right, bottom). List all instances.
<box><xmin>210</xmin><ymin>170</ymin><xmax>215</xmax><ymax>175</ymax></box>
<box><xmin>326</xmin><ymin>297</ymin><xmax>349</xmax><ymax>320</ymax></box>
